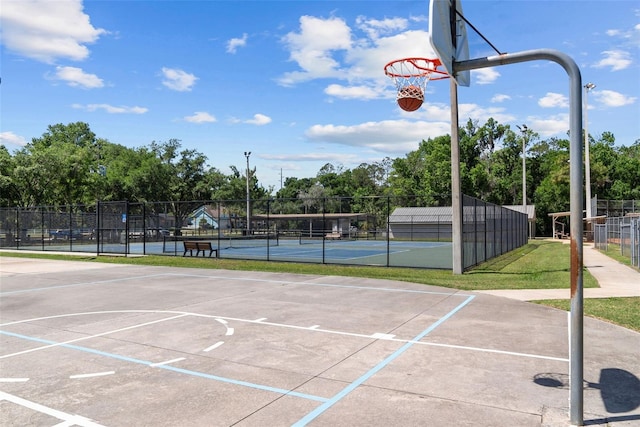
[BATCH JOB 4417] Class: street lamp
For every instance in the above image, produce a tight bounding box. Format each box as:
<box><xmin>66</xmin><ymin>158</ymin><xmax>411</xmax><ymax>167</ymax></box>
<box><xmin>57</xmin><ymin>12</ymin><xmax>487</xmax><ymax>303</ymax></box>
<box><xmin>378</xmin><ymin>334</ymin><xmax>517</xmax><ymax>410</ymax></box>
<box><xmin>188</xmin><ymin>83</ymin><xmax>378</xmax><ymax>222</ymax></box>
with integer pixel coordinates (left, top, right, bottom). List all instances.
<box><xmin>516</xmin><ymin>124</ymin><xmax>528</xmax><ymax>207</ymax></box>
<box><xmin>244</xmin><ymin>151</ymin><xmax>251</xmax><ymax>234</ymax></box>
<box><xmin>584</xmin><ymin>83</ymin><xmax>595</xmax><ymax>221</ymax></box>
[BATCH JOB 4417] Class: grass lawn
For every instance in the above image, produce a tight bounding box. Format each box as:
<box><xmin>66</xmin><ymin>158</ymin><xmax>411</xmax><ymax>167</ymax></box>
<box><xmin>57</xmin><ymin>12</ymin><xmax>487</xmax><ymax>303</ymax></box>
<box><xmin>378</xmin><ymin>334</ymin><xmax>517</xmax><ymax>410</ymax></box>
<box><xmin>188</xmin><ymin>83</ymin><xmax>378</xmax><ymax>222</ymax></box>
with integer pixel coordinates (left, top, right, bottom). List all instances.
<box><xmin>533</xmin><ymin>298</ymin><xmax>640</xmax><ymax>333</ymax></box>
<box><xmin>1</xmin><ymin>239</ymin><xmax>635</xmax><ymax>331</ymax></box>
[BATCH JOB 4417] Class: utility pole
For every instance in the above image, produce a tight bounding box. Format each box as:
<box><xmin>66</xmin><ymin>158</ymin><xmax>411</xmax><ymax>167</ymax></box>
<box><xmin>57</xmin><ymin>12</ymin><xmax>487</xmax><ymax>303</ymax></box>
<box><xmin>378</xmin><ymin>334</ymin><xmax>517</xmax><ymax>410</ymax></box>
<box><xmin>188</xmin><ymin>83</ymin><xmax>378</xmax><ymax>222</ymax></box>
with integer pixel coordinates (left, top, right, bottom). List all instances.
<box><xmin>244</xmin><ymin>151</ymin><xmax>251</xmax><ymax>235</ymax></box>
<box><xmin>517</xmin><ymin>124</ymin><xmax>528</xmax><ymax>208</ymax></box>
<box><xmin>584</xmin><ymin>83</ymin><xmax>595</xmax><ymax>221</ymax></box>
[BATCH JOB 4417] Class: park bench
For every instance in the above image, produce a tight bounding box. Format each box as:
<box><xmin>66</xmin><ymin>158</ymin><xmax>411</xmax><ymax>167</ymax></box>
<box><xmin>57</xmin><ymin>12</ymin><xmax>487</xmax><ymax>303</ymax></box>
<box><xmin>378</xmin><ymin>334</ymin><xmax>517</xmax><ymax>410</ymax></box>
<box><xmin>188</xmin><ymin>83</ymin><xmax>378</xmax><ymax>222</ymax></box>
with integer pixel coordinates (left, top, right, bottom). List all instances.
<box><xmin>183</xmin><ymin>241</ymin><xmax>218</xmax><ymax>258</ymax></box>
<box><xmin>325</xmin><ymin>232</ymin><xmax>341</xmax><ymax>240</ymax></box>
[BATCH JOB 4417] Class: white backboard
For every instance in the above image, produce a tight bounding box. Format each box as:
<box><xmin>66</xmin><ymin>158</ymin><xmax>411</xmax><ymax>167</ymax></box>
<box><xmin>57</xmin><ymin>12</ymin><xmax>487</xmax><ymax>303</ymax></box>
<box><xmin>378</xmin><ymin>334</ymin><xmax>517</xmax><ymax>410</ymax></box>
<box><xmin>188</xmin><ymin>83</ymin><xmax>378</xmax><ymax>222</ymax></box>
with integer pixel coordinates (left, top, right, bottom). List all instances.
<box><xmin>429</xmin><ymin>0</ymin><xmax>470</xmax><ymax>87</ymax></box>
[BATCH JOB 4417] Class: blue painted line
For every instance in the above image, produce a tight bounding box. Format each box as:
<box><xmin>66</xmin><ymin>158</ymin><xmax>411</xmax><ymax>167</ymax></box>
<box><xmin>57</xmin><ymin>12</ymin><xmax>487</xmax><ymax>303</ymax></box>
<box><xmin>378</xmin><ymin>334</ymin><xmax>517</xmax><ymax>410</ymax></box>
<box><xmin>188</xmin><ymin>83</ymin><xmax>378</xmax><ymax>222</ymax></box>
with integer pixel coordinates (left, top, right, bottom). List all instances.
<box><xmin>0</xmin><ymin>274</ymin><xmax>168</xmax><ymax>296</ymax></box>
<box><xmin>0</xmin><ymin>330</ymin><xmax>328</xmax><ymax>403</ymax></box>
<box><xmin>292</xmin><ymin>294</ymin><xmax>476</xmax><ymax>427</ymax></box>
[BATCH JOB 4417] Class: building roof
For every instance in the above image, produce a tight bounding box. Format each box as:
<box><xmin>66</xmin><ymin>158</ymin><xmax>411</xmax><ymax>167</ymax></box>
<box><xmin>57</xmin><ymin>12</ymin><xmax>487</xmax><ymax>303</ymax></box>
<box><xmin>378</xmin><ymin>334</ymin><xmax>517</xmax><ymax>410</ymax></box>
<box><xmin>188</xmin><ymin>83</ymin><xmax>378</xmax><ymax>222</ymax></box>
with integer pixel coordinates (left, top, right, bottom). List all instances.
<box><xmin>390</xmin><ymin>205</ymin><xmax>536</xmax><ymax>223</ymax></box>
<box><xmin>503</xmin><ymin>205</ymin><xmax>536</xmax><ymax>220</ymax></box>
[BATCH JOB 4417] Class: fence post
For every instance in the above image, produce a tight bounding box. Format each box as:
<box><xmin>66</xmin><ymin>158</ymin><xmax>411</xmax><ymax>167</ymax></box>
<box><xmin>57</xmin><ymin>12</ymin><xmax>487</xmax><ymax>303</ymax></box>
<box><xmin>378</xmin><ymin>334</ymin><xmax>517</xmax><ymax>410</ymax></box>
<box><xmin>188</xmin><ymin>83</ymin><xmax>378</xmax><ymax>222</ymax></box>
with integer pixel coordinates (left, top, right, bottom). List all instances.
<box><xmin>322</xmin><ymin>197</ymin><xmax>326</xmax><ymax>264</ymax></box>
<box><xmin>41</xmin><ymin>208</ymin><xmax>45</xmax><ymax>251</ymax></box>
<box><xmin>97</xmin><ymin>201</ymin><xmax>101</xmax><ymax>255</ymax></box>
<box><xmin>387</xmin><ymin>196</ymin><xmax>390</xmax><ymax>267</ymax></box>
<box><xmin>125</xmin><ymin>200</ymin><xmax>130</xmax><ymax>256</ymax></box>
<box><xmin>69</xmin><ymin>206</ymin><xmax>73</xmax><ymax>252</ymax></box>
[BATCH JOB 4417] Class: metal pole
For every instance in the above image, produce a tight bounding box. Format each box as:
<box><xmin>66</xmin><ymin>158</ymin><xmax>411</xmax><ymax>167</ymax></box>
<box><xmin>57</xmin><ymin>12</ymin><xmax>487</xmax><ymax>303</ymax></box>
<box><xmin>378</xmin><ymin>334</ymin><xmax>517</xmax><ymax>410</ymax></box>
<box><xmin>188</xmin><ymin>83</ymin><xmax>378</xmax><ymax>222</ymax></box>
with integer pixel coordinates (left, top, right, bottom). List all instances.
<box><xmin>450</xmin><ymin>79</ymin><xmax>463</xmax><ymax>275</ymax></box>
<box><xmin>456</xmin><ymin>48</ymin><xmax>584</xmax><ymax>425</ymax></box>
<box><xmin>244</xmin><ymin>151</ymin><xmax>251</xmax><ymax>235</ymax></box>
<box><xmin>584</xmin><ymin>83</ymin><xmax>595</xmax><ymax>222</ymax></box>
<box><xmin>522</xmin><ymin>129</ymin><xmax>526</xmax><ymax>207</ymax></box>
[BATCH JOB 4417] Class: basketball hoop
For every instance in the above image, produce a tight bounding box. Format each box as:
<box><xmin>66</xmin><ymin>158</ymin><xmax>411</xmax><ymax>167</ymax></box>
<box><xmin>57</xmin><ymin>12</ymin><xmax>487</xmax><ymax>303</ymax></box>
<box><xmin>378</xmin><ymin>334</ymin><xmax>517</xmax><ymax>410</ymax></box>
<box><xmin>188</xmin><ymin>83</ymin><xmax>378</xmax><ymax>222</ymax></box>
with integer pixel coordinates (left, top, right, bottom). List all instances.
<box><xmin>384</xmin><ymin>57</ymin><xmax>449</xmax><ymax>111</ymax></box>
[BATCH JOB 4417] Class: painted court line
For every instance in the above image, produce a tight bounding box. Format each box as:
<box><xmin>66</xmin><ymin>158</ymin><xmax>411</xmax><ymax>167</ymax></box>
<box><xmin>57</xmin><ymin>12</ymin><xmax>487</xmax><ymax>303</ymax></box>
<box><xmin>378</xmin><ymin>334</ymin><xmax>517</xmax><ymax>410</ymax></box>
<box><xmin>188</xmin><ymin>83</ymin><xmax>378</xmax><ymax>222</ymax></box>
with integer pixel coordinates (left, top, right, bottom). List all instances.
<box><xmin>1</xmin><ymin>331</ymin><xmax>328</xmax><ymax>403</ymax></box>
<box><xmin>163</xmin><ymin>272</ymin><xmax>466</xmax><ymax>297</ymax></box>
<box><xmin>0</xmin><ymin>274</ymin><xmax>169</xmax><ymax>296</ymax></box>
<box><xmin>1</xmin><ymin>309</ymin><xmax>565</xmax><ymax>363</ymax></box>
<box><xmin>293</xmin><ymin>294</ymin><xmax>476</xmax><ymax>426</ymax></box>
<box><xmin>0</xmin><ymin>378</ymin><xmax>29</xmax><ymax>382</ymax></box>
<box><xmin>0</xmin><ymin>391</ymin><xmax>105</xmax><ymax>427</ymax></box>
<box><xmin>70</xmin><ymin>371</ymin><xmax>115</xmax><ymax>379</ymax></box>
<box><xmin>150</xmin><ymin>358</ymin><xmax>185</xmax><ymax>367</ymax></box>
<box><xmin>203</xmin><ymin>341</ymin><xmax>224</xmax><ymax>352</ymax></box>
<box><xmin>371</xmin><ymin>332</ymin><xmax>395</xmax><ymax>339</ymax></box>
<box><xmin>0</xmin><ymin>313</ymin><xmax>188</xmax><ymax>359</ymax></box>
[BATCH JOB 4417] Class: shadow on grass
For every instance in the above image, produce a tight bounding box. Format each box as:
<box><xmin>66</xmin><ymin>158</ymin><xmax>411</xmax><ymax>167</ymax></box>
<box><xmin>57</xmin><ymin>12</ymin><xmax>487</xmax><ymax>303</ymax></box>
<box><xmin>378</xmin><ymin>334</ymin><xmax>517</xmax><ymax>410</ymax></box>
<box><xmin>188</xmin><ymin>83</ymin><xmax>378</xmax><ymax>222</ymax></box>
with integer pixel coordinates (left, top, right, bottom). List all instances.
<box><xmin>471</xmin><ymin>242</ymin><xmax>541</xmax><ymax>272</ymax></box>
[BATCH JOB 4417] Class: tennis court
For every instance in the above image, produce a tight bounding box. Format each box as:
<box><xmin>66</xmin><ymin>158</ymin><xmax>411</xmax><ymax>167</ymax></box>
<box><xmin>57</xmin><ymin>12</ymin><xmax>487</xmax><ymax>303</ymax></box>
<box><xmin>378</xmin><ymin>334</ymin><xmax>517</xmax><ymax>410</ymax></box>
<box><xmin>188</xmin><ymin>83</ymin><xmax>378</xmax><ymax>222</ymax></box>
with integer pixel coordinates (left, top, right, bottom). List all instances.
<box><xmin>31</xmin><ymin>236</ymin><xmax>454</xmax><ymax>268</ymax></box>
<box><xmin>2</xmin><ymin>256</ymin><xmax>638</xmax><ymax>426</ymax></box>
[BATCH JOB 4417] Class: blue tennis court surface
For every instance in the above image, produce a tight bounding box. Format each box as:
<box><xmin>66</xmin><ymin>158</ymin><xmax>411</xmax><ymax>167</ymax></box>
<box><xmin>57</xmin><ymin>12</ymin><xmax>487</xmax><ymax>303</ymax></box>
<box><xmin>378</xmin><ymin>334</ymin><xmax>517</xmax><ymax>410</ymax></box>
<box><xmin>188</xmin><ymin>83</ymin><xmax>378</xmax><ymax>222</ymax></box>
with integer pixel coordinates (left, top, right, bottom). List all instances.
<box><xmin>34</xmin><ymin>238</ymin><xmax>453</xmax><ymax>268</ymax></box>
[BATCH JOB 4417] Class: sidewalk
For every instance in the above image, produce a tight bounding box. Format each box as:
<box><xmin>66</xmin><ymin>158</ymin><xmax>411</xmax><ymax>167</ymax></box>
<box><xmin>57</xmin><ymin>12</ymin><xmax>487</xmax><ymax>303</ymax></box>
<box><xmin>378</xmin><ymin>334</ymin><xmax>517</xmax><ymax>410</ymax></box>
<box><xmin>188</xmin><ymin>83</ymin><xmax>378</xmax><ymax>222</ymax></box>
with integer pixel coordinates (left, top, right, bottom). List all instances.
<box><xmin>477</xmin><ymin>243</ymin><xmax>640</xmax><ymax>301</ymax></box>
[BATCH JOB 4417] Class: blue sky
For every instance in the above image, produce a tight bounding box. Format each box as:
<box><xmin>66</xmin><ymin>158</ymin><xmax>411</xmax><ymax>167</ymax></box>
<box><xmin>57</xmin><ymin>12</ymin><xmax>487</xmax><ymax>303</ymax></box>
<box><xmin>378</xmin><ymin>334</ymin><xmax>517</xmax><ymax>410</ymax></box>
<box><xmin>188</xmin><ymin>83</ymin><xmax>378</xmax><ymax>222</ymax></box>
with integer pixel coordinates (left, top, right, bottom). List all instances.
<box><xmin>1</xmin><ymin>0</ymin><xmax>639</xmax><ymax>192</ymax></box>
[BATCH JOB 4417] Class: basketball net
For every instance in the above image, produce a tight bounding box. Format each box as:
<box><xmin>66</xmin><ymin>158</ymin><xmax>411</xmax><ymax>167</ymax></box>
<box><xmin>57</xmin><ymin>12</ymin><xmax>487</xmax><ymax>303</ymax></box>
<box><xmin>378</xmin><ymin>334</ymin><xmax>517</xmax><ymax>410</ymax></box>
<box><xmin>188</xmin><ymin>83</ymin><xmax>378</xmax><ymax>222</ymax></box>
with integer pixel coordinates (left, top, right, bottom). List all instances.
<box><xmin>384</xmin><ymin>58</ymin><xmax>449</xmax><ymax>101</ymax></box>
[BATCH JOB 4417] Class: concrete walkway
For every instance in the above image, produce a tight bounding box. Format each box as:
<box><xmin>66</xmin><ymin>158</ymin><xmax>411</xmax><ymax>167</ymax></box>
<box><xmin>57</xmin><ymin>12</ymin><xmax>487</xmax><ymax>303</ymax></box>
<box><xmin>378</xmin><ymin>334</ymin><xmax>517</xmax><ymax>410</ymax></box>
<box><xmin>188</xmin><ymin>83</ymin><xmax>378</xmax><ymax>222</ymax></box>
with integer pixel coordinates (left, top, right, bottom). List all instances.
<box><xmin>477</xmin><ymin>243</ymin><xmax>640</xmax><ymax>301</ymax></box>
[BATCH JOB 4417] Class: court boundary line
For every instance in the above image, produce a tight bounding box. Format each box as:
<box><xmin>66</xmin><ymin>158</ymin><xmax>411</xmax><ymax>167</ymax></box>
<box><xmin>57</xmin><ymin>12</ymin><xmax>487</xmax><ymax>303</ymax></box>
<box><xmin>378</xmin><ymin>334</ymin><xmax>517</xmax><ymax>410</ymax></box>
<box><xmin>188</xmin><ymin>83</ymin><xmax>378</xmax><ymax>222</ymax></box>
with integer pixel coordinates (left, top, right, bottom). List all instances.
<box><xmin>292</xmin><ymin>294</ymin><xmax>476</xmax><ymax>426</ymax></box>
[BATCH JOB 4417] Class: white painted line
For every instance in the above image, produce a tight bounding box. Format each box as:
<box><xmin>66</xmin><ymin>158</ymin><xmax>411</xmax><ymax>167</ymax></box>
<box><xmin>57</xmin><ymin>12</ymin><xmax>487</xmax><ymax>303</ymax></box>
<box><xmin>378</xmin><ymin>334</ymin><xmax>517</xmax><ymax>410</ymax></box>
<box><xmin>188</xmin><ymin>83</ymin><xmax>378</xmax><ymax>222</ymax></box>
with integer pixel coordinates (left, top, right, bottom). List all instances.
<box><xmin>309</xmin><ymin>325</ymin><xmax>320</xmax><ymax>330</ymax></box>
<box><xmin>70</xmin><ymin>371</ymin><xmax>115</xmax><ymax>379</ymax></box>
<box><xmin>1</xmin><ymin>313</ymin><xmax>189</xmax><ymax>359</ymax></box>
<box><xmin>215</xmin><ymin>318</ymin><xmax>228</xmax><ymax>325</ymax></box>
<box><xmin>0</xmin><ymin>391</ymin><xmax>106</xmax><ymax>427</ymax></box>
<box><xmin>0</xmin><ymin>378</ymin><xmax>29</xmax><ymax>382</ymax></box>
<box><xmin>150</xmin><ymin>357</ymin><xmax>185</xmax><ymax>367</ymax></box>
<box><xmin>225</xmin><ymin>328</ymin><xmax>234</xmax><ymax>336</ymax></box>
<box><xmin>370</xmin><ymin>333</ymin><xmax>395</xmax><ymax>340</ymax></box>
<box><xmin>203</xmin><ymin>341</ymin><xmax>224</xmax><ymax>352</ymax></box>
<box><xmin>255</xmin><ymin>318</ymin><xmax>267</xmax><ymax>322</ymax></box>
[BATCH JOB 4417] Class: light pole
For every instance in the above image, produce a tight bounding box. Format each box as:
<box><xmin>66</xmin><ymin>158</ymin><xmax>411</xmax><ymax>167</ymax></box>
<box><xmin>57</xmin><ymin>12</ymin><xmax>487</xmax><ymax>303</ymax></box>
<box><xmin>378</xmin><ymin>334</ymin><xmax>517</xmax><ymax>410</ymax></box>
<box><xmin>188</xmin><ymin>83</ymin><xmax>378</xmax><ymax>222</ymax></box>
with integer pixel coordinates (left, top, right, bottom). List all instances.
<box><xmin>584</xmin><ymin>83</ymin><xmax>595</xmax><ymax>222</ymax></box>
<box><xmin>244</xmin><ymin>151</ymin><xmax>251</xmax><ymax>234</ymax></box>
<box><xmin>517</xmin><ymin>124</ymin><xmax>528</xmax><ymax>207</ymax></box>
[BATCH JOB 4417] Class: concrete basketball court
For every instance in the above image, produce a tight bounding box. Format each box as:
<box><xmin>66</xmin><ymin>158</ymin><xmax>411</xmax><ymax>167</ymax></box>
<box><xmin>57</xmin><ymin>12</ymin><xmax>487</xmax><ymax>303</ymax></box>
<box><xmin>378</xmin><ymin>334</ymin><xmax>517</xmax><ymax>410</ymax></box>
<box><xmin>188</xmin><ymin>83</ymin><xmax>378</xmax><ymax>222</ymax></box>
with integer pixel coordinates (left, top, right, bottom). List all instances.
<box><xmin>1</xmin><ymin>257</ymin><xmax>638</xmax><ymax>426</ymax></box>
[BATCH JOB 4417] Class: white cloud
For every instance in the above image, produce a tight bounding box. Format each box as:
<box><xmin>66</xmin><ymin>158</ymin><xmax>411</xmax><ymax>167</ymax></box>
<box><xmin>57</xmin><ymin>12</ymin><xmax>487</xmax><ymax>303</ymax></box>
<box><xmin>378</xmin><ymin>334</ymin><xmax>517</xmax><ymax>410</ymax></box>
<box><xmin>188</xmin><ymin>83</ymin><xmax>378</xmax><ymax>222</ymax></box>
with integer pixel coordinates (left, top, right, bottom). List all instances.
<box><xmin>245</xmin><ymin>114</ymin><xmax>272</xmax><ymax>125</ymax></box>
<box><xmin>72</xmin><ymin>104</ymin><xmax>148</xmax><ymax>114</ymax></box>
<box><xmin>53</xmin><ymin>66</ymin><xmax>103</xmax><ymax>88</ymax></box>
<box><xmin>226</xmin><ymin>33</ymin><xmax>248</xmax><ymax>54</ymax></box>
<box><xmin>491</xmin><ymin>94</ymin><xmax>511</xmax><ymax>103</ymax></box>
<box><xmin>458</xmin><ymin>104</ymin><xmax>516</xmax><ymax>124</ymax></box>
<box><xmin>0</xmin><ymin>0</ymin><xmax>106</xmax><ymax>63</ymax></box>
<box><xmin>606</xmin><ymin>22</ymin><xmax>640</xmax><ymax>47</ymax></box>
<box><xmin>184</xmin><ymin>112</ymin><xmax>216</xmax><ymax>123</ymax></box>
<box><xmin>324</xmin><ymin>84</ymin><xmax>380</xmax><ymax>100</ymax></box>
<box><xmin>356</xmin><ymin>16</ymin><xmax>408</xmax><ymax>40</ymax></box>
<box><xmin>592</xmin><ymin>90</ymin><xmax>637</xmax><ymax>107</ymax></box>
<box><xmin>277</xmin><ymin>13</ymin><xmax>439</xmax><ymax>103</ymax></box>
<box><xmin>305</xmin><ymin>119</ymin><xmax>451</xmax><ymax>154</ymax></box>
<box><xmin>0</xmin><ymin>131</ymin><xmax>27</xmax><ymax>147</ymax></box>
<box><xmin>538</xmin><ymin>92</ymin><xmax>569</xmax><ymax>108</ymax></box>
<box><xmin>261</xmin><ymin>152</ymin><xmax>359</xmax><ymax>163</ymax></box>
<box><xmin>278</xmin><ymin>16</ymin><xmax>353</xmax><ymax>85</ymax></box>
<box><xmin>593</xmin><ymin>50</ymin><xmax>632</xmax><ymax>71</ymax></box>
<box><xmin>525</xmin><ymin>114</ymin><xmax>570</xmax><ymax>137</ymax></box>
<box><xmin>473</xmin><ymin>68</ymin><xmax>500</xmax><ymax>85</ymax></box>
<box><xmin>161</xmin><ymin>67</ymin><xmax>198</xmax><ymax>91</ymax></box>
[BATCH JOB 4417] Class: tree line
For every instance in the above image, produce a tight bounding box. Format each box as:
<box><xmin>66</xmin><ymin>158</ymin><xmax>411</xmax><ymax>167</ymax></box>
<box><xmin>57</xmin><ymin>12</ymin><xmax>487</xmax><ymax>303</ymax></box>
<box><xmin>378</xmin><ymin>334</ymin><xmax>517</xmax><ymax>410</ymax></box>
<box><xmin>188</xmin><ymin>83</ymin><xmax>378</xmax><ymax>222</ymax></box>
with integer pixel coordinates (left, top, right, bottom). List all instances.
<box><xmin>1</xmin><ymin>121</ymin><xmax>638</xmax><ymax>235</ymax></box>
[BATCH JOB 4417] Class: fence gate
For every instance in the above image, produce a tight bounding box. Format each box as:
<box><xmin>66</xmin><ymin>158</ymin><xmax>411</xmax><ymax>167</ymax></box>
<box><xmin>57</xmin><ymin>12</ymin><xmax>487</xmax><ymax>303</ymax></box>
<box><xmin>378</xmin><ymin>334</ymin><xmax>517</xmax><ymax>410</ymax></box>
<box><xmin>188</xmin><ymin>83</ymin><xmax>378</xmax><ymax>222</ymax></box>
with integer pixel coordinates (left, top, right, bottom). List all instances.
<box><xmin>97</xmin><ymin>201</ymin><xmax>129</xmax><ymax>255</ymax></box>
<box><xmin>594</xmin><ymin>224</ymin><xmax>607</xmax><ymax>251</ymax></box>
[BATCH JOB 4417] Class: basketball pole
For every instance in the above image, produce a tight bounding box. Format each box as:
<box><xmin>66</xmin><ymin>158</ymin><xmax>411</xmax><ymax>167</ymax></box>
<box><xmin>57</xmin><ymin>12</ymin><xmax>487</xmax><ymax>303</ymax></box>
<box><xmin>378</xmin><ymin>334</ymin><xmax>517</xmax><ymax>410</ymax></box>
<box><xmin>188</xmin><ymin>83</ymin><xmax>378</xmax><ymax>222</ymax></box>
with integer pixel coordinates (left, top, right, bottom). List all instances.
<box><xmin>455</xmin><ymin>49</ymin><xmax>584</xmax><ymax>426</ymax></box>
<box><xmin>450</xmin><ymin>79</ymin><xmax>463</xmax><ymax>275</ymax></box>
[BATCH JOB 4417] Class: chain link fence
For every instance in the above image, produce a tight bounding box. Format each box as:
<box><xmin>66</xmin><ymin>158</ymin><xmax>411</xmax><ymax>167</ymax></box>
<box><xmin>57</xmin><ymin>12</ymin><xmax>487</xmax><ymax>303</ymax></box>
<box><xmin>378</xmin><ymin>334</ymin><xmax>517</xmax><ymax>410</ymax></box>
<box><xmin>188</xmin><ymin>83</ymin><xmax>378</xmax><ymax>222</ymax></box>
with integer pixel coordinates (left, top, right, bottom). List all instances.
<box><xmin>1</xmin><ymin>195</ymin><xmax>528</xmax><ymax>270</ymax></box>
<box><xmin>593</xmin><ymin>215</ymin><xmax>640</xmax><ymax>268</ymax></box>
